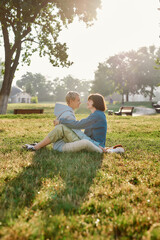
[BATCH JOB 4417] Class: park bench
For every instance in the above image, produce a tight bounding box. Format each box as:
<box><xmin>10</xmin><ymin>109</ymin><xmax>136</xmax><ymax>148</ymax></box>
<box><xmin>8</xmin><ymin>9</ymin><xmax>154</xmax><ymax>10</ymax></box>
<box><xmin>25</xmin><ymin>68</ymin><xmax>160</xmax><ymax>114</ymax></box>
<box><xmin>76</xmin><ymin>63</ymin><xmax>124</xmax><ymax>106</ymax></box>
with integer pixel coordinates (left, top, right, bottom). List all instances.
<box><xmin>153</xmin><ymin>103</ymin><xmax>160</xmax><ymax>108</ymax></box>
<box><xmin>152</xmin><ymin>102</ymin><xmax>156</xmax><ymax>107</ymax></box>
<box><xmin>155</xmin><ymin>108</ymin><xmax>160</xmax><ymax>113</ymax></box>
<box><xmin>108</xmin><ymin>110</ymin><xmax>114</xmax><ymax>115</ymax></box>
<box><xmin>14</xmin><ymin>109</ymin><xmax>44</xmax><ymax>114</ymax></box>
<box><xmin>114</xmin><ymin>106</ymin><xmax>134</xmax><ymax>116</ymax></box>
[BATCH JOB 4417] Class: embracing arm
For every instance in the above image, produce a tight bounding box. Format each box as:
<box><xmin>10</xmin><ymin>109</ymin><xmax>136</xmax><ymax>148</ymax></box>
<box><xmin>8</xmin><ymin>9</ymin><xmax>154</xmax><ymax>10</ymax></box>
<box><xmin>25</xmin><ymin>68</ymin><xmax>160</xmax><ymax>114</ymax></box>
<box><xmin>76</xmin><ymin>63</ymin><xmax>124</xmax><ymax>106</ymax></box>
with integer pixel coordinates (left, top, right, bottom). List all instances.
<box><xmin>59</xmin><ymin>113</ymin><xmax>96</xmax><ymax>129</ymax></box>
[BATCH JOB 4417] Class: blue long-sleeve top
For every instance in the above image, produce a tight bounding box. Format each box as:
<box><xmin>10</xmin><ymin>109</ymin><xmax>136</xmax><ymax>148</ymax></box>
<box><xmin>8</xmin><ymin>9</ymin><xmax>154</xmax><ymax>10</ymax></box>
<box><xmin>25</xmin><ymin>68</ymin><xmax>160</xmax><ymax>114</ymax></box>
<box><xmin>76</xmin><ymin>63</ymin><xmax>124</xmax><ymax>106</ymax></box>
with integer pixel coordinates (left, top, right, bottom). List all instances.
<box><xmin>59</xmin><ymin>110</ymin><xmax>107</xmax><ymax>147</ymax></box>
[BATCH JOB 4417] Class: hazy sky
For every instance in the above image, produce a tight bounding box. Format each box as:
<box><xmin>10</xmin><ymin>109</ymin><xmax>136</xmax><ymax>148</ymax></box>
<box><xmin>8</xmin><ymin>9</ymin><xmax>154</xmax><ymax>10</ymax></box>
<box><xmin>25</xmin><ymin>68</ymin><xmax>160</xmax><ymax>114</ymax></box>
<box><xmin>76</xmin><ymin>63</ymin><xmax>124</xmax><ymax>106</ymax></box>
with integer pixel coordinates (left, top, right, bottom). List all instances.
<box><xmin>1</xmin><ymin>0</ymin><xmax>160</xmax><ymax>84</ymax></box>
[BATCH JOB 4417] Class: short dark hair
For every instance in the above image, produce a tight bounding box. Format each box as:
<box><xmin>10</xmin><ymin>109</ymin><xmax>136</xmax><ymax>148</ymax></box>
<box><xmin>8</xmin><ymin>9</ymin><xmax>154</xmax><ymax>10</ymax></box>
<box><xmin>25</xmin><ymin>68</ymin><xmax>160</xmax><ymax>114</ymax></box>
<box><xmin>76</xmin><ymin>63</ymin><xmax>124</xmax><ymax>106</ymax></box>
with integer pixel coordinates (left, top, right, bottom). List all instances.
<box><xmin>88</xmin><ymin>93</ymin><xmax>106</xmax><ymax>112</ymax></box>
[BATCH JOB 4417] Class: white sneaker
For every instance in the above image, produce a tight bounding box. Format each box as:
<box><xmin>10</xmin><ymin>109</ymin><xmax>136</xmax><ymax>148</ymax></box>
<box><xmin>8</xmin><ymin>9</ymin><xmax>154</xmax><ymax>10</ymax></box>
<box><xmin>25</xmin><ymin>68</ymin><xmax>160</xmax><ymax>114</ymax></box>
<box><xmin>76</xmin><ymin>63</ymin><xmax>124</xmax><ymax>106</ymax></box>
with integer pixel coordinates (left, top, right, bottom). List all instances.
<box><xmin>23</xmin><ymin>144</ymin><xmax>36</xmax><ymax>151</ymax></box>
<box><xmin>107</xmin><ymin>147</ymin><xmax>125</xmax><ymax>154</ymax></box>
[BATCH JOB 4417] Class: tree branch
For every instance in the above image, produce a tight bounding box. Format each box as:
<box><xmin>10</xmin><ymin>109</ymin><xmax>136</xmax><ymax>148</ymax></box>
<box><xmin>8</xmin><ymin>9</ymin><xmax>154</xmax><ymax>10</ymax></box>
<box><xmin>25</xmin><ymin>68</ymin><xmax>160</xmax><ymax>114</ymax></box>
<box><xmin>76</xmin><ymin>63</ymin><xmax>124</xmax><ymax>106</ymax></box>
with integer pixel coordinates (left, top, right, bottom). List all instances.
<box><xmin>21</xmin><ymin>38</ymin><xmax>39</xmax><ymax>44</ymax></box>
<box><xmin>5</xmin><ymin>18</ymin><xmax>16</xmax><ymax>34</ymax></box>
<box><xmin>1</xmin><ymin>21</ymin><xmax>11</xmax><ymax>58</ymax></box>
<box><xmin>21</xmin><ymin>26</ymin><xmax>32</xmax><ymax>39</ymax></box>
<box><xmin>10</xmin><ymin>43</ymin><xmax>21</xmax><ymax>83</ymax></box>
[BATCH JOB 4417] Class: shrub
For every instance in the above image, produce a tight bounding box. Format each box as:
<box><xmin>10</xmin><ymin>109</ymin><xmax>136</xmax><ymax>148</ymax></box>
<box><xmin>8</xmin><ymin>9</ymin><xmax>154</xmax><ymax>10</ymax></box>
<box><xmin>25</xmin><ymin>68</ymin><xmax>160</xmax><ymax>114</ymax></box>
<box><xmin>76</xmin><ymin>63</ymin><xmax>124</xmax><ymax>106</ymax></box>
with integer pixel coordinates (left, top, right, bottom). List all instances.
<box><xmin>31</xmin><ymin>96</ymin><xmax>38</xmax><ymax>103</ymax></box>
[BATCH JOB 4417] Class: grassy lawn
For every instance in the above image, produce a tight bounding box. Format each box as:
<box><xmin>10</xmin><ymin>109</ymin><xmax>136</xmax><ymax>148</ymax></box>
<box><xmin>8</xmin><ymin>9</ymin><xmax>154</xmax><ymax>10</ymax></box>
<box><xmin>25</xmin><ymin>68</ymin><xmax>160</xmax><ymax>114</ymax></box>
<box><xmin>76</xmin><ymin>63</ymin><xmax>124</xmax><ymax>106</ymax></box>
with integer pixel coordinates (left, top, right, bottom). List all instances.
<box><xmin>0</xmin><ymin>104</ymin><xmax>160</xmax><ymax>239</ymax></box>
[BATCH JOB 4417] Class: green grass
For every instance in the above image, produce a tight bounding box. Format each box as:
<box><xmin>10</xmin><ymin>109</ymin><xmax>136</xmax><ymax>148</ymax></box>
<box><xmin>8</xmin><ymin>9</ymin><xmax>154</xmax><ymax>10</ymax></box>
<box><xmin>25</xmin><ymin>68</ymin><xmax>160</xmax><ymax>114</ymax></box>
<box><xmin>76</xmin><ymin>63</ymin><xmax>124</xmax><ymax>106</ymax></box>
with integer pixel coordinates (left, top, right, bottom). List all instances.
<box><xmin>0</xmin><ymin>103</ymin><xmax>160</xmax><ymax>239</ymax></box>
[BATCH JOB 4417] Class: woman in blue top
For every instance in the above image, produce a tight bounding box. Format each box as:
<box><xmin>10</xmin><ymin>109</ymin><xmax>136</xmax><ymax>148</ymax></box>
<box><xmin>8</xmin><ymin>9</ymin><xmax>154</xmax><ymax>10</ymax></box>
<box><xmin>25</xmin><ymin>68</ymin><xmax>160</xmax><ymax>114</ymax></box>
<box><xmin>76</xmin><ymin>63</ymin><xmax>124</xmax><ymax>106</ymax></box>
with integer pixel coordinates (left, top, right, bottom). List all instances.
<box><xmin>55</xmin><ymin>93</ymin><xmax>107</xmax><ymax>148</ymax></box>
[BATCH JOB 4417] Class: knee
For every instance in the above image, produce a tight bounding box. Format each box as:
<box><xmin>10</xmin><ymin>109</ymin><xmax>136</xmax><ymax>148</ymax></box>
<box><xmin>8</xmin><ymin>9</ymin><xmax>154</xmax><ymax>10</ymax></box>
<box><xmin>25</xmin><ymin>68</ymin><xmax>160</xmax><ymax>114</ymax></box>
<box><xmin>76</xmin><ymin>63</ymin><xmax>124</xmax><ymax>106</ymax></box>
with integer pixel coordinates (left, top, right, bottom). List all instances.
<box><xmin>54</xmin><ymin>124</ymin><xmax>64</xmax><ymax>133</ymax></box>
<box><xmin>56</xmin><ymin>124</ymin><xmax>68</xmax><ymax>131</ymax></box>
<box><xmin>80</xmin><ymin>139</ymin><xmax>92</xmax><ymax>145</ymax></box>
<box><xmin>55</xmin><ymin>124</ymin><xmax>63</xmax><ymax>129</ymax></box>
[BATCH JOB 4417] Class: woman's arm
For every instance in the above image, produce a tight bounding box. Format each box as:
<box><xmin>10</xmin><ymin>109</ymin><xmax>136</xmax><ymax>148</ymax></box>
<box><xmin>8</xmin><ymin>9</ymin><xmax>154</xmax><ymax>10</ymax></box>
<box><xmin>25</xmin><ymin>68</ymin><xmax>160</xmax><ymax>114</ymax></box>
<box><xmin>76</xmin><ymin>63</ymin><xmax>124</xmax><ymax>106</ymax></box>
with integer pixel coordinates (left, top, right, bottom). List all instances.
<box><xmin>58</xmin><ymin>113</ymin><xmax>97</xmax><ymax>129</ymax></box>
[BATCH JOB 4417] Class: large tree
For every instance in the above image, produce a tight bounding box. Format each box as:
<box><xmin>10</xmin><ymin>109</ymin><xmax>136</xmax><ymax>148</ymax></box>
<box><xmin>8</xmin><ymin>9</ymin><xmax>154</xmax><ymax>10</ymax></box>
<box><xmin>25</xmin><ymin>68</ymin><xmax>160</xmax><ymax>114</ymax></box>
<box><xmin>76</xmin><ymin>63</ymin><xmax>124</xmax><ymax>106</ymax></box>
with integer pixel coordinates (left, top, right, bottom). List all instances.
<box><xmin>92</xmin><ymin>51</ymin><xmax>139</xmax><ymax>102</ymax></box>
<box><xmin>92</xmin><ymin>46</ymin><xmax>160</xmax><ymax>103</ymax></box>
<box><xmin>0</xmin><ymin>0</ymin><xmax>101</xmax><ymax>114</ymax></box>
<box><xmin>106</xmin><ymin>51</ymin><xmax>139</xmax><ymax>103</ymax></box>
<box><xmin>136</xmin><ymin>46</ymin><xmax>160</xmax><ymax>101</ymax></box>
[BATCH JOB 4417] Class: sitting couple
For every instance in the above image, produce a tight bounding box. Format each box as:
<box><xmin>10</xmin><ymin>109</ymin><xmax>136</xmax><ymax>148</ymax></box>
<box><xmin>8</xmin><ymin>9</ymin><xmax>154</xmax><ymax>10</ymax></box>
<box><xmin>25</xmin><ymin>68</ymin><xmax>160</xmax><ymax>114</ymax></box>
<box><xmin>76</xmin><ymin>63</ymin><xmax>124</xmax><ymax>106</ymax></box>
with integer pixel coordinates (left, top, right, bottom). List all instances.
<box><xmin>25</xmin><ymin>91</ymin><xmax>124</xmax><ymax>153</ymax></box>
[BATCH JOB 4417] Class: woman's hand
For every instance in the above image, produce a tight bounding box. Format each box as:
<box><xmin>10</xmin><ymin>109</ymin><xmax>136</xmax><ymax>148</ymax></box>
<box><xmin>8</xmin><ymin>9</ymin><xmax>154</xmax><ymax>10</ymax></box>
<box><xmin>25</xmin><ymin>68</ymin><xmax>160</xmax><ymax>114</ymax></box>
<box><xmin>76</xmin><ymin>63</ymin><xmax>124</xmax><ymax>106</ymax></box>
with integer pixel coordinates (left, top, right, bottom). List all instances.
<box><xmin>54</xmin><ymin>119</ymin><xmax>60</xmax><ymax>126</ymax></box>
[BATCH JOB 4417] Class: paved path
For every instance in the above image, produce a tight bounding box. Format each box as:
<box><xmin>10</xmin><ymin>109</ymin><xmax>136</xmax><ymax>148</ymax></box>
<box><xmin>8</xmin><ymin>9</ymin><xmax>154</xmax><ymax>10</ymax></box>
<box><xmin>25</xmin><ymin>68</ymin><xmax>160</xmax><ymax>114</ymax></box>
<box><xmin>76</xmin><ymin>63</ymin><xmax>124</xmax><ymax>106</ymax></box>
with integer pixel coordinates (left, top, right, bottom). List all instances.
<box><xmin>133</xmin><ymin>107</ymin><xmax>156</xmax><ymax>116</ymax></box>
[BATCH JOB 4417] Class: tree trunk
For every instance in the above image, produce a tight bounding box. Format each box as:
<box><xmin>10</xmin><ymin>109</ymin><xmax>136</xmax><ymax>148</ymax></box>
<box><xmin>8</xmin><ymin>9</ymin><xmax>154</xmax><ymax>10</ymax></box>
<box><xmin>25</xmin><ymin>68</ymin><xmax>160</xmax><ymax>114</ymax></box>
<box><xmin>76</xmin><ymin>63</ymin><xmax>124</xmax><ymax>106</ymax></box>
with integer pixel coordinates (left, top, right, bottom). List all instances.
<box><xmin>0</xmin><ymin>52</ymin><xmax>21</xmax><ymax>114</ymax></box>
<box><xmin>0</xmin><ymin>19</ymin><xmax>22</xmax><ymax>114</ymax></box>
<box><xmin>0</xmin><ymin>23</ymin><xmax>21</xmax><ymax>114</ymax></box>
<box><xmin>122</xmin><ymin>94</ymin><xmax>124</xmax><ymax>105</ymax></box>
<box><xmin>149</xmin><ymin>86</ymin><xmax>154</xmax><ymax>101</ymax></box>
<box><xmin>0</xmin><ymin>56</ymin><xmax>13</xmax><ymax>114</ymax></box>
<box><xmin>0</xmin><ymin>94</ymin><xmax>9</xmax><ymax>114</ymax></box>
<box><xmin>0</xmin><ymin>47</ymin><xmax>21</xmax><ymax>114</ymax></box>
<box><xmin>0</xmin><ymin>79</ymin><xmax>12</xmax><ymax>114</ymax></box>
<box><xmin>126</xmin><ymin>93</ymin><xmax>129</xmax><ymax>102</ymax></box>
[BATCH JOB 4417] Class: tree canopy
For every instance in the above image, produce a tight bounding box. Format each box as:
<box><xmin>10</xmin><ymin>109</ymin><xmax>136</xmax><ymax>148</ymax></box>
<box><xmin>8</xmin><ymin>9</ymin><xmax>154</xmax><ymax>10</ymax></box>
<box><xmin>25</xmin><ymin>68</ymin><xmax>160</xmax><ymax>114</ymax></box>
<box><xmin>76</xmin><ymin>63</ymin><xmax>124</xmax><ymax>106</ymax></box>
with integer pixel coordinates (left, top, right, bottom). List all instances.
<box><xmin>0</xmin><ymin>0</ymin><xmax>101</xmax><ymax>114</ymax></box>
<box><xmin>92</xmin><ymin>46</ymin><xmax>160</xmax><ymax>102</ymax></box>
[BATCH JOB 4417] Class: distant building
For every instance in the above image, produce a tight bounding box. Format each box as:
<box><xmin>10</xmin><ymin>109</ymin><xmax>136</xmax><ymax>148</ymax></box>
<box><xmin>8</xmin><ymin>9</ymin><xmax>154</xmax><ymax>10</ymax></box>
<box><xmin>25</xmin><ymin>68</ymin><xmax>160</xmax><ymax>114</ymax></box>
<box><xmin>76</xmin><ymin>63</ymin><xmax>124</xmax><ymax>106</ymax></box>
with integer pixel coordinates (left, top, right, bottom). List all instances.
<box><xmin>11</xmin><ymin>92</ymin><xmax>31</xmax><ymax>103</ymax></box>
<box><xmin>8</xmin><ymin>86</ymin><xmax>31</xmax><ymax>103</ymax></box>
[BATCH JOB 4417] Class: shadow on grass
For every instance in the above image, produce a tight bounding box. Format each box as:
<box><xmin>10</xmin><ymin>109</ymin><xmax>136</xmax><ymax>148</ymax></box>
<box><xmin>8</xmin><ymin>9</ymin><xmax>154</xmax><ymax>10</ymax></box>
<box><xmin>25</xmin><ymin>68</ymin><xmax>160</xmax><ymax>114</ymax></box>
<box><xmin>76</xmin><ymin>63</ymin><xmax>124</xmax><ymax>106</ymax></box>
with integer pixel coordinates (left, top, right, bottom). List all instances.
<box><xmin>0</xmin><ymin>149</ymin><xmax>103</xmax><ymax>224</ymax></box>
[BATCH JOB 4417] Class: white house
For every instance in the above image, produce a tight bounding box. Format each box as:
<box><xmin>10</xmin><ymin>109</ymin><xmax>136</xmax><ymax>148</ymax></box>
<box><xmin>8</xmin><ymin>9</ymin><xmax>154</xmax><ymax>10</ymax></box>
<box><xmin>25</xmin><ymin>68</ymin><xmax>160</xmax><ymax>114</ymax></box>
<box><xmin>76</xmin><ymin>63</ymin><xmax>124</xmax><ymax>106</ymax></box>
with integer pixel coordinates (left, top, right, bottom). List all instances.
<box><xmin>11</xmin><ymin>92</ymin><xmax>32</xmax><ymax>103</ymax></box>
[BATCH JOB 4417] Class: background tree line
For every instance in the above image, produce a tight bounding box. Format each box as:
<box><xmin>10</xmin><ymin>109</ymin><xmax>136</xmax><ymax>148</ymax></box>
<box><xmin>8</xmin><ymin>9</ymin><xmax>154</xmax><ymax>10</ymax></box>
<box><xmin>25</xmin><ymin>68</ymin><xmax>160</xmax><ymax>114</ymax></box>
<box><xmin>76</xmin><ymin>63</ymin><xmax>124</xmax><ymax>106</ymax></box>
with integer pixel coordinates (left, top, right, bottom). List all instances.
<box><xmin>16</xmin><ymin>72</ymin><xmax>92</xmax><ymax>102</ymax></box>
<box><xmin>1</xmin><ymin>44</ymin><xmax>160</xmax><ymax>104</ymax></box>
<box><xmin>92</xmin><ymin>45</ymin><xmax>160</xmax><ymax>102</ymax></box>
